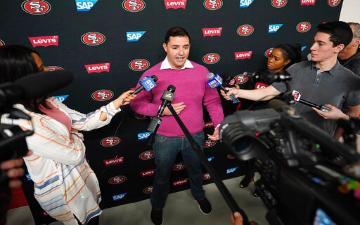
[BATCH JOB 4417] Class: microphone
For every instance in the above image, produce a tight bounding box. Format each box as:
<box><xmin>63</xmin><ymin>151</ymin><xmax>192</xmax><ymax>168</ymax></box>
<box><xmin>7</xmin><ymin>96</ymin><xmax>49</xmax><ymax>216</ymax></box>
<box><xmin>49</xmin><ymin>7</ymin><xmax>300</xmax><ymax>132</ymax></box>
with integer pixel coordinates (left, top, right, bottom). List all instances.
<box><xmin>132</xmin><ymin>75</ymin><xmax>158</xmax><ymax>95</ymax></box>
<box><xmin>156</xmin><ymin>85</ymin><xmax>176</xmax><ymax>118</ymax></box>
<box><xmin>292</xmin><ymin>90</ymin><xmax>330</xmax><ymax>112</ymax></box>
<box><xmin>0</xmin><ymin>70</ymin><xmax>74</xmax><ymax>109</ymax></box>
<box><xmin>207</xmin><ymin>73</ymin><xmax>239</xmax><ymax>104</ymax></box>
<box><xmin>147</xmin><ymin>85</ymin><xmax>176</xmax><ymax>133</ymax></box>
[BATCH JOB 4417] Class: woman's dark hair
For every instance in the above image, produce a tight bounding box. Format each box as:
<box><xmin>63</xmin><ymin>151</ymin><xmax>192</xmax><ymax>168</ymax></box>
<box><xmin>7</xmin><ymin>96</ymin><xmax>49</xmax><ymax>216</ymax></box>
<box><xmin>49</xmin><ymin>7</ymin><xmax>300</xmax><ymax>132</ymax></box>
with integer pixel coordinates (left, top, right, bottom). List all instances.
<box><xmin>273</xmin><ymin>43</ymin><xmax>302</xmax><ymax>69</ymax></box>
<box><xmin>0</xmin><ymin>45</ymin><xmax>41</xmax><ymax>83</ymax></box>
<box><xmin>0</xmin><ymin>45</ymin><xmax>48</xmax><ymax>112</ymax></box>
<box><xmin>164</xmin><ymin>26</ymin><xmax>191</xmax><ymax>44</ymax></box>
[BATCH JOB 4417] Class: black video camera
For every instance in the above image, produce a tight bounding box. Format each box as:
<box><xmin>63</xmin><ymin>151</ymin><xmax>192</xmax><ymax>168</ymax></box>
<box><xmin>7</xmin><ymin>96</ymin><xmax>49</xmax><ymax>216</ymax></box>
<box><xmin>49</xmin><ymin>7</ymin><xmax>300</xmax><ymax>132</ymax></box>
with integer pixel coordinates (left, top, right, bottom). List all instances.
<box><xmin>220</xmin><ymin>101</ymin><xmax>360</xmax><ymax>225</ymax></box>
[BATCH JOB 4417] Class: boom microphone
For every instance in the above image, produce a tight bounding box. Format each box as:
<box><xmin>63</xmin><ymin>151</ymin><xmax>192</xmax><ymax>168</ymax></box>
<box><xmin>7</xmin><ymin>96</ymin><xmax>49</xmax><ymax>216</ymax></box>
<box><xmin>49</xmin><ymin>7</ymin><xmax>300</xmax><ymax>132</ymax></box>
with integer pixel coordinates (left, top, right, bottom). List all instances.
<box><xmin>132</xmin><ymin>75</ymin><xmax>158</xmax><ymax>95</ymax></box>
<box><xmin>207</xmin><ymin>73</ymin><xmax>239</xmax><ymax>104</ymax></box>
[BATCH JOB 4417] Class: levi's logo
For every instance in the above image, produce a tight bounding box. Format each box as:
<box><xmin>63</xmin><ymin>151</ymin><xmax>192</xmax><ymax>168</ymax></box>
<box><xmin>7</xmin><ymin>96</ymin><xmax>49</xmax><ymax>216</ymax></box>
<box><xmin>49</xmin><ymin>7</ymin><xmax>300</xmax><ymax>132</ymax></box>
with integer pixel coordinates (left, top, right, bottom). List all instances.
<box><xmin>240</xmin><ymin>0</ymin><xmax>254</xmax><ymax>8</ymax></box>
<box><xmin>28</xmin><ymin>36</ymin><xmax>59</xmax><ymax>47</ymax></box>
<box><xmin>21</xmin><ymin>0</ymin><xmax>51</xmax><ymax>15</ymax></box>
<box><xmin>85</xmin><ymin>63</ymin><xmax>110</xmax><ymax>74</ymax></box>
<box><xmin>202</xmin><ymin>27</ymin><xmax>222</xmax><ymax>37</ymax></box>
<box><xmin>75</xmin><ymin>0</ymin><xmax>98</xmax><ymax>12</ymax></box>
<box><xmin>173</xmin><ymin>178</ymin><xmax>188</xmax><ymax>187</ymax></box>
<box><xmin>122</xmin><ymin>0</ymin><xmax>146</xmax><ymax>12</ymax></box>
<box><xmin>234</xmin><ymin>51</ymin><xmax>252</xmax><ymax>60</ymax></box>
<box><xmin>300</xmin><ymin>0</ymin><xmax>316</xmax><ymax>6</ymax></box>
<box><xmin>164</xmin><ymin>0</ymin><xmax>187</xmax><ymax>9</ymax></box>
<box><xmin>140</xmin><ymin>169</ymin><xmax>155</xmax><ymax>177</ymax></box>
<box><xmin>103</xmin><ymin>155</ymin><xmax>124</xmax><ymax>167</ymax></box>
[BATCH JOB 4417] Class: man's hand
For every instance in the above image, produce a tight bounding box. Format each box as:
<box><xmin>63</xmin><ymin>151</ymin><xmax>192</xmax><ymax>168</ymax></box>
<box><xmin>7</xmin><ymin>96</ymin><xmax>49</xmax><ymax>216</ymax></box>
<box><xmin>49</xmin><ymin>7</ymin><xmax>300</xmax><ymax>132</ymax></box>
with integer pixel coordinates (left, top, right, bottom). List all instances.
<box><xmin>162</xmin><ymin>102</ymin><xmax>186</xmax><ymax>116</ymax></box>
<box><xmin>313</xmin><ymin>104</ymin><xmax>349</xmax><ymax>120</ymax></box>
<box><xmin>221</xmin><ymin>87</ymin><xmax>240</xmax><ymax>101</ymax></box>
<box><xmin>207</xmin><ymin>126</ymin><xmax>220</xmax><ymax>141</ymax></box>
<box><xmin>231</xmin><ymin>212</ymin><xmax>243</xmax><ymax>225</ymax></box>
<box><xmin>0</xmin><ymin>158</ymin><xmax>24</xmax><ymax>188</ymax></box>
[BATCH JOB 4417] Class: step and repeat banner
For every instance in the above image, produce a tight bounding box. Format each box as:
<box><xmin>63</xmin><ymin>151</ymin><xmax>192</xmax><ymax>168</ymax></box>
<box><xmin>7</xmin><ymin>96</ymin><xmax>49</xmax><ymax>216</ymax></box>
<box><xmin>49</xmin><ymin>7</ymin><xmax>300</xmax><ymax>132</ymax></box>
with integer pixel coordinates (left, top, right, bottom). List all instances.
<box><xmin>1</xmin><ymin>0</ymin><xmax>343</xmax><ymax>224</ymax></box>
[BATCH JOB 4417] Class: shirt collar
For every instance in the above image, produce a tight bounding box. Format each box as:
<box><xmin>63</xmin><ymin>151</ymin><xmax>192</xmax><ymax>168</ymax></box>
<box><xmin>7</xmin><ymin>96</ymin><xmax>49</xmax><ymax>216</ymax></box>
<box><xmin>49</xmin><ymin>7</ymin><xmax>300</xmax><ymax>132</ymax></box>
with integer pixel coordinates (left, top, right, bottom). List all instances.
<box><xmin>160</xmin><ymin>57</ymin><xmax>193</xmax><ymax>70</ymax></box>
<box><xmin>311</xmin><ymin>60</ymin><xmax>342</xmax><ymax>75</ymax></box>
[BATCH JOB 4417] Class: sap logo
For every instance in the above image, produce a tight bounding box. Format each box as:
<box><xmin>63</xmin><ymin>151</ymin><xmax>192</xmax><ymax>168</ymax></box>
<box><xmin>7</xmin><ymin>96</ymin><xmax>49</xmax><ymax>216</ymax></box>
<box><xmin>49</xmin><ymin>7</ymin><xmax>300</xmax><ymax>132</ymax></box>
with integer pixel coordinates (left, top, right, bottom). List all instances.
<box><xmin>112</xmin><ymin>192</ymin><xmax>127</xmax><ymax>201</ymax></box>
<box><xmin>301</xmin><ymin>45</ymin><xmax>307</xmax><ymax>52</ymax></box>
<box><xmin>226</xmin><ymin>167</ymin><xmax>239</xmax><ymax>174</ymax></box>
<box><xmin>240</xmin><ymin>0</ymin><xmax>254</xmax><ymax>8</ymax></box>
<box><xmin>137</xmin><ymin>131</ymin><xmax>151</xmax><ymax>140</ymax></box>
<box><xmin>75</xmin><ymin>0</ymin><xmax>97</xmax><ymax>12</ymax></box>
<box><xmin>25</xmin><ymin>174</ymin><xmax>32</xmax><ymax>181</ymax></box>
<box><xmin>126</xmin><ymin>31</ymin><xmax>146</xmax><ymax>42</ymax></box>
<box><xmin>53</xmin><ymin>95</ymin><xmax>69</xmax><ymax>103</ymax></box>
<box><xmin>207</xmin><ymin>156</ymin><xmax>215</xmax><ymax>162</ymax></box>
<box><xmin>268</xmin><ymin>24</ymin><xmax>283</xmax><ymax>33</ymax></box>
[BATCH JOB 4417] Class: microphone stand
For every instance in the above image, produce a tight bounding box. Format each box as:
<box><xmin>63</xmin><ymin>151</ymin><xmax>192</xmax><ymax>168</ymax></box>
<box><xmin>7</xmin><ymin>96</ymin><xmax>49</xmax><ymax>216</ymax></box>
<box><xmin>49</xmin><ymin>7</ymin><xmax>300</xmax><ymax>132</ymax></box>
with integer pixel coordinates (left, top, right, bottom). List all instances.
<box><xmin>164</xmin><ymin>103</ymin><xmax>250</xmax><ymax>225</ymax></box>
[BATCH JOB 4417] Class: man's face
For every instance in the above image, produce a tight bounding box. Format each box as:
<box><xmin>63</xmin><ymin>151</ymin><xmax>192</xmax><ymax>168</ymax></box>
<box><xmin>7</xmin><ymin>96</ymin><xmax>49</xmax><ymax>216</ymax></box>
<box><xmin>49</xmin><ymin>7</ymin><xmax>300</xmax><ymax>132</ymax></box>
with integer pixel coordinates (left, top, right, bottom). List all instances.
<box><xmin>163</xmin><ymin>36</ymin><xmax>190</xmax><ymax>69</ymax></box>
<box><xmin>310</xmin><ymin>32</ymin><xmax>344</xmax><ymax>63</ymax></box>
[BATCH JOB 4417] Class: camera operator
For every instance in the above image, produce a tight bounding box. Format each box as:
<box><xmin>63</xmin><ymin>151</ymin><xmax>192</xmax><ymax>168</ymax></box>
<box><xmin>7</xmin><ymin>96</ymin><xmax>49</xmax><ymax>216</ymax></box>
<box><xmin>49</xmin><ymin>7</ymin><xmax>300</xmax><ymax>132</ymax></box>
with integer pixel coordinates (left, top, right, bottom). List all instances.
<box><xmin>222</xmin><ymin>21</ymin><xmax>360</xmax><ymax>136</ymax></box>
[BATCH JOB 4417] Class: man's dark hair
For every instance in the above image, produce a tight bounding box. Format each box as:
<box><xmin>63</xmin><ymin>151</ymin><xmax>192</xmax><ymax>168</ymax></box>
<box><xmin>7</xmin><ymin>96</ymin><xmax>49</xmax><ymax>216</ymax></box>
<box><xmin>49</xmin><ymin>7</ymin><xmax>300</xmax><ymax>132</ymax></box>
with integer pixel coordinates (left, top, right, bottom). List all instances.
<box><xmin>164</xmin><ymin>26</ymin><xmax>191</xmax><ymax>44</ymax></box>
<box><xmin>317</xmin><ymin>21</ymin><xmax>353</xmax><ymax>46</ymax></box>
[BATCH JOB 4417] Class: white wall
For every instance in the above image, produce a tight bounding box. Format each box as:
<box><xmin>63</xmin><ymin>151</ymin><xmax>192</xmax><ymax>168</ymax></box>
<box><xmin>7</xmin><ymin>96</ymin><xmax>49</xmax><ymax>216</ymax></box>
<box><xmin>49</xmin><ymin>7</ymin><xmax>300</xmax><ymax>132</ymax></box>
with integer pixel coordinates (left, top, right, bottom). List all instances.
<box><xmin>340</xmin><ymin>0</ymin><xmax>360</xmax><ymax>23</ymax></box>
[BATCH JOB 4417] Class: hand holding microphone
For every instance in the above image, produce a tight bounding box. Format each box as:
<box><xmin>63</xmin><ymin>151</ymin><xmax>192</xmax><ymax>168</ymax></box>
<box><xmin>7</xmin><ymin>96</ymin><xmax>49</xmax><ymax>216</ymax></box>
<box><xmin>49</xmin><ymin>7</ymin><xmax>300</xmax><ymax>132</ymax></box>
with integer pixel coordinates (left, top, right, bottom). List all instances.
<box><xmin>291</xmin><ymin>90</ymin><xmax>330</xmax><ymax>112</ymax></box>
<box><xmin>208</xmin><ymin>73</ymin><xmax>240</xmax><ymax>104</ymax></box>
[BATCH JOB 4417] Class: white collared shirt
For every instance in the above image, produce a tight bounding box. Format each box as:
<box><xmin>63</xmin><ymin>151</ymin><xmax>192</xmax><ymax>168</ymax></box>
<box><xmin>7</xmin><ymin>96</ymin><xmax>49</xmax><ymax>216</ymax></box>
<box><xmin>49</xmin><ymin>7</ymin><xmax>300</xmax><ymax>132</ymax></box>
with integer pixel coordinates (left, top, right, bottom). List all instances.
<box><xmin>160</xmin><ymin>57</ymin><xmax>194</xmax><ymax>70</ymax></box>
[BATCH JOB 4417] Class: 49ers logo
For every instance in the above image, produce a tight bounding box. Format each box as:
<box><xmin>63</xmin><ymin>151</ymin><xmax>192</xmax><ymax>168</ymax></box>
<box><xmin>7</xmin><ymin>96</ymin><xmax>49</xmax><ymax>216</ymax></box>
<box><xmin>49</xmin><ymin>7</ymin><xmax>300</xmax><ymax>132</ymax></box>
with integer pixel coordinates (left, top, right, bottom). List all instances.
<box><xmin>81</xmin><ymin>32</ymin><xmax>106</xmax><ymax>46</ymax></box>
<box><xmin>100</xmin><ymin>136</ymin><xmax>121</xmax><ymax>147</ymax></box>
<box><xmin>204</xmin><ymin>139</ymin><xmax>217</xmax><ymax>148</ymax></box>
<box><xmin>264</xmin><ymin>48</ymin><xmax>273</xmax><ymax>57</ymax></box>
<box><xmin>237</xmin><ymin>24</ymin><xmax>254</xmax><ymax>36</ymax></box>
<box><xmin>129</xmin><ymin>59</ymin><xmax>150</xmax><ymax>71</ymax></box>
<box><xmin>328</xmin><ymin>0</ymin><xmax>341</xmax><ymax>7</ymax></box>
<box><xmin>172</xmin><ymin>163</ymin><xmax>185</xmax><ymax>171</ymax></box>
<box><xmin>296</xmin><ymin>22</ymin><xmax>311</xmax><ymax>33</ymax></box>
<box><xmin>203</xmin><ymin>0</ymin><xmax>223</xmax><ymax>10</ymax></box>
<box><xmin>202</xmin><ymin>53</ymin><xmax>220</xmax><ymax>64</ymax></box>
<box><xmin>122</xmin><ymin>0</ymin><xmax>146</xmax><ymax>12</ymax></box>
<box><xmin>108</xmin><ymin>175</ymin><xmax>127</xmax><ymax>185</ymax></box>
<box><xmin>143</xmin><ymin>186</ymin><xmax>153</xmax><ymax>194</ymax></box>
<box><xmin>21</xmin><ymin>0</ymin><xmax>51</xmax><ymax>15</ymax></box>
<box><xmin>271</xmin><ymin>0</ymin><xmax>287</xmax><ymax>8</ymax></box>
<box><xmin>139</xmin><ymin>150</ymin><xmax>155</xmax><ymax>160</ymax></box>
<box><xmin>91</xmin><ymin>89</ymin><xmax>114</xmax><ymax>101</ymax></box>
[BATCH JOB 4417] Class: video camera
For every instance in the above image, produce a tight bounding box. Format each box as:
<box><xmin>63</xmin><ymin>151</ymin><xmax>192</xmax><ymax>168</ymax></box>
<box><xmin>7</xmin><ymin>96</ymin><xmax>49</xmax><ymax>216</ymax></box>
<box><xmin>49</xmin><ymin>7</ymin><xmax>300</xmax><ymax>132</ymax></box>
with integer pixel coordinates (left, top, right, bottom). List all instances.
<box><xmin>220</xmin><ymin>100</ymin><xmax>360</xmax><ymax>225</ymax></box>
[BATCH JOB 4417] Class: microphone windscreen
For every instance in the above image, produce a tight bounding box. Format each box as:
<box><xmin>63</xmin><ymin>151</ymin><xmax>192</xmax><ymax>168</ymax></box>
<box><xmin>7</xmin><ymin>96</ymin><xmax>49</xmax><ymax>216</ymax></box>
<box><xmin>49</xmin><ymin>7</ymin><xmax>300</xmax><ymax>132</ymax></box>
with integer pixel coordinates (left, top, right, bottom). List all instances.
<box><xmin>14</xmin><ymin>70</ymin><xmax>74</xmax><ymax>99</ymax></box>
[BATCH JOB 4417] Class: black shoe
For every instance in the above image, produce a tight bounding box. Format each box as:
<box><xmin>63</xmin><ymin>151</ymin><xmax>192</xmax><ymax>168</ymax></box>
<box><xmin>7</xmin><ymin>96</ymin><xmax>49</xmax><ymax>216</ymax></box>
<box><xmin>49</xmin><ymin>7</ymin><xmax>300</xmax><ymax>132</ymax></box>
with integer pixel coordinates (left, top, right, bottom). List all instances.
<box><xmin>197</xmin><ymin>198</ymin><xmax>212</xmax><ymax>215</ymax></box>
<box><xmin>151</xmin><ymin>208</ymin><xmax>163</xmax><ymax>225</ymax></box>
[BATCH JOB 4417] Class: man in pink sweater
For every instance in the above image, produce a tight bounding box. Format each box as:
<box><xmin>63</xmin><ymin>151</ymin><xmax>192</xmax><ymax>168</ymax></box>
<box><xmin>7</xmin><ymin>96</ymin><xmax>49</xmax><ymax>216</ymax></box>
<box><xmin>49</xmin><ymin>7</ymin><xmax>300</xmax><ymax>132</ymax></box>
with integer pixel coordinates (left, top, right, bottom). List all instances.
<box><xmin>130</xmin><ymin>26</ymin><xmax>224</xmax><ymax>225</ymax></box>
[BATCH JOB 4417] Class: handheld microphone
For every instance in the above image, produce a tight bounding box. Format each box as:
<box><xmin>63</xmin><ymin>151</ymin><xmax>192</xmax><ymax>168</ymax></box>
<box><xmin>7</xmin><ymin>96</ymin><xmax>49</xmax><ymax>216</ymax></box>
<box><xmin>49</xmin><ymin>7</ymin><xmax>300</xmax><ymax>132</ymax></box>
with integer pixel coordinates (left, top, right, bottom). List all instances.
<box><xmin>207</xmin><ymin>73</ymin><xmax>239</xmax><ymax>104</ymax></box>
<box><xmin>132</xmin><ymin>75</ymin><xmax>158</xmax><ymax>95</ymax></box>
<box><xmin>147</xmin><ymin>85</ymin><xmax>176</xmax><ymax>133</ymax></box>
<box><xmin>156</xmin><ymin>85</ymin><xmax>176</xmax><ymax>118</ymax></box>
<box><xmin>292</xmin><ymin>90</ymin><xmax>330</xmax><ymax>112</ymax></box>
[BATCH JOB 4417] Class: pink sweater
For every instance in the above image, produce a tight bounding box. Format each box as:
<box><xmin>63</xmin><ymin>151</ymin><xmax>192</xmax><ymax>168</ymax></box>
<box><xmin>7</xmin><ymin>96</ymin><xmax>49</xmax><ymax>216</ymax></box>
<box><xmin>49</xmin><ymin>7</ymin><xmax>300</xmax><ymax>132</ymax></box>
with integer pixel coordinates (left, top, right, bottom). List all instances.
<box><xmin>130</xmin><ymin>61</ymin><xmax>224</xmax><ymax>137</ymax></box>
